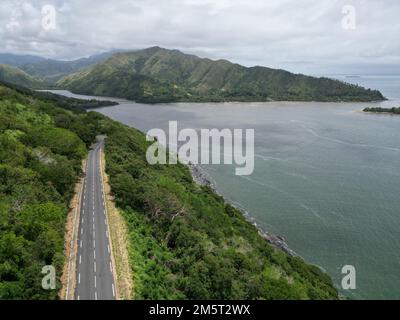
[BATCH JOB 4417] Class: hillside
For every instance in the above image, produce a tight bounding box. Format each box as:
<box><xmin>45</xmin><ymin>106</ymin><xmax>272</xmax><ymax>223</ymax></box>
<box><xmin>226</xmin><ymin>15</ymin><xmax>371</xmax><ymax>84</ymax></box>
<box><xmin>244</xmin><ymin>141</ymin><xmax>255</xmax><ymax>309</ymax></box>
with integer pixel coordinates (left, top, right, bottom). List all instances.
<box><xmin>58</xmin><ymin>46</ymin><xmax>385</xmax><ymax>103</ymax></box>
<box><xmin>0</xmin><ymin>64</ymin><xmax>44</xmax><ymax>89</ymax></box>
<box><xmin>0</xmin><ymin>53</ymin><xmax>46</xmax><ymax>67</ymax></box>
<box><xmin>0</xmin><ymin>82</ymin><xmax>338</xmax><ymax>299</ymax></box>
<box><xmin>364</xmin><ymin>106</ymin><xmax>400</xmax><ymax>115</ymax></box>
<box><xmin>0</xmin><ymin>52</ymin><xmax>115</xmax><ymax>82</ymax></box>
<box><xmin>20</xmin><ymin>52</ymin><xmax>115</xmax><ymax>82</ymax></box>
<box><xmin>0</xmin><ymin>83</ymin><xmax>91</xmax><ymax>298</ymax></box>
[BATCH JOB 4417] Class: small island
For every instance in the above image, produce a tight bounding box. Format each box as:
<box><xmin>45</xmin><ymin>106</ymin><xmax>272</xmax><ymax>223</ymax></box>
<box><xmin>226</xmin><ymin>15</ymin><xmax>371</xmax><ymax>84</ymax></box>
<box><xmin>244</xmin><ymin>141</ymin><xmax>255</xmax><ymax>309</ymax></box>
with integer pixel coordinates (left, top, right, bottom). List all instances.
<box><xmin>363</xmin><ymin>107</ymin><xmax>400</xmax><ymax>115</ymax></box>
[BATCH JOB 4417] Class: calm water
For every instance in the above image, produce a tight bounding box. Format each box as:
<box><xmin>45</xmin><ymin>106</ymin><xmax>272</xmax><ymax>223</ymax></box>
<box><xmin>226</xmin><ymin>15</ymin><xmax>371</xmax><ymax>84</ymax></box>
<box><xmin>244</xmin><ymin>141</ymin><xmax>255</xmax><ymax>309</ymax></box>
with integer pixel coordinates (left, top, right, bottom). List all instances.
<box><xmin>50</xmin><ymin>76</ymin><xmax>400</xmax><ymax>299</ymax></box>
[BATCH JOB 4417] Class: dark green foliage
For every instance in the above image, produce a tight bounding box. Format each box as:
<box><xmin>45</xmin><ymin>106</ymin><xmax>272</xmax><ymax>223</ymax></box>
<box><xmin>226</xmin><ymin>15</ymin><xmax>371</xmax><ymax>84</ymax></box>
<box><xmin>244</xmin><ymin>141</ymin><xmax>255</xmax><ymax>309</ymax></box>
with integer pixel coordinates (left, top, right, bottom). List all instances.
<box><xmin>364</xmin><ymin>106</ymin><xmax>400</xmax><ymax>114</ymax></box>
<box><xmin>58</xmin><ymin>47</ymin><xmax>385</xmax><ymax>103</ymax></box>
<box><xmin>0</xmin><ymin>83</ymin><xmax>93</xmax><ymax>299</ymax></box>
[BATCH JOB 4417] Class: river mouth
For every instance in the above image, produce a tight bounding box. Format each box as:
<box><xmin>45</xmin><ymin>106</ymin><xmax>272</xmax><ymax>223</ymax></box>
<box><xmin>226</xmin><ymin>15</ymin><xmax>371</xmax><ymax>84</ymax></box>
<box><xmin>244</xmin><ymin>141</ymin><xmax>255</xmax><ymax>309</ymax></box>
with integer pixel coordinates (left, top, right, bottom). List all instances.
<box><xmin>46</xmin><ymin>85</ymin><xmax>400</xmax><ymax>300</ymax></box>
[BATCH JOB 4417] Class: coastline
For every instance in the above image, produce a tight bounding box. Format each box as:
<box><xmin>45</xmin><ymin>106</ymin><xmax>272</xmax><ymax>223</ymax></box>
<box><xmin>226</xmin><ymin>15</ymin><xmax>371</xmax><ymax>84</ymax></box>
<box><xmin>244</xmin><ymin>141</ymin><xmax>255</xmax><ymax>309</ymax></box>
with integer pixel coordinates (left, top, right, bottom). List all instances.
<box><xmin>188</xmin><ymin>163</ymin><xmax>297</xmax><ymax>257</ymax></box>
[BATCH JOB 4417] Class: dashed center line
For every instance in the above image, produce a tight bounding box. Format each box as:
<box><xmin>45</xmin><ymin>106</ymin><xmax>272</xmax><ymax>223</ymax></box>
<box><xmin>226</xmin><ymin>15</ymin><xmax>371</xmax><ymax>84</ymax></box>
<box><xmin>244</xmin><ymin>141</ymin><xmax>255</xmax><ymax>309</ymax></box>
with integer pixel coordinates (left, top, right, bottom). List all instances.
<box><xmin>76</xmin><ymin>143</ymin><xmax>115</xmax><ymax>300</ymax></box>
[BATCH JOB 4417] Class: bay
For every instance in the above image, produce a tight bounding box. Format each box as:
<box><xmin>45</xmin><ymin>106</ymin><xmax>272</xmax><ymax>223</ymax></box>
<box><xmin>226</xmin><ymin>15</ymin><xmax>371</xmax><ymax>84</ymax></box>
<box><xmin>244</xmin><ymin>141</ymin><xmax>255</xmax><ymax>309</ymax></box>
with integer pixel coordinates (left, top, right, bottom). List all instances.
<box><xmin>48</xmin><ymin>75</ymin><xmax>400</xmax><ymax>299</ymax></box>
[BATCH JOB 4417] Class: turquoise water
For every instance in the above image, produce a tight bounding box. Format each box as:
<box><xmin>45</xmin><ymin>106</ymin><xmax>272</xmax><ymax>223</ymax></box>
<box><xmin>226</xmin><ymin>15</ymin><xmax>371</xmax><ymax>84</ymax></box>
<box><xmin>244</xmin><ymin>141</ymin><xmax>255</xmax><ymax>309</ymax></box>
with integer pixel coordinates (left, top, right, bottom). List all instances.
<box><xmin>51</xmin><ymin>76</ymin><xmax>400</xmax><ymax>299</ymax></box>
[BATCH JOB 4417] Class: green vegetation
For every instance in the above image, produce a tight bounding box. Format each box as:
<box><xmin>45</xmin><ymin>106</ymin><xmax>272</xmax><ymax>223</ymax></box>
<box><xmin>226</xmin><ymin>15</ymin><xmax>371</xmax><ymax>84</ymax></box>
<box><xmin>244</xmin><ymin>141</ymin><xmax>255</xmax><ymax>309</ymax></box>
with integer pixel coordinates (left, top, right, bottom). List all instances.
<box><xmin>0</xmin><ymin>64</ymin><xmax>44</xmax><ymax>89</ymax></box>
<box><xmin>0</xmin><ymin>52</ymin><xmax>114</xmax><ymax>82</ymax></box>
<box><xmin>364</xmin><ymin>106</ymin><xmax>400</xmax><ymax>114</ymax></box>
<box><xmin>58</xmin><ymin>46</ymin><xmax>385</xmax><ymax>103</ymax></box>
<box><xmin>2</xmin><ymin>82</ymin><xmax>118</xmax><ymax>112</ymax></box>
<box><xmin>0</xmin><ymin>82</ymin><xmax>338</xmax><ymax>299</ymax></box>
<box><xmin>0</xmin><ymin>83</ymin><xmax>96</xmax><ymax>299</ymax></box>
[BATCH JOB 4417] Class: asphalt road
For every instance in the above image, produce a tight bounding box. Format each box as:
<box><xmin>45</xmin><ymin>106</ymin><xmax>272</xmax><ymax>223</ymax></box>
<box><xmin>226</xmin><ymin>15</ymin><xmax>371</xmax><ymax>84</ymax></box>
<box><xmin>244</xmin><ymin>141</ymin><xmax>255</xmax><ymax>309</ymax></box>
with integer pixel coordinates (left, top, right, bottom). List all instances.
<box><xmin>75</xmin><ymin>137</ymin><xmax>116</xmax><ymax>300</ymax></box>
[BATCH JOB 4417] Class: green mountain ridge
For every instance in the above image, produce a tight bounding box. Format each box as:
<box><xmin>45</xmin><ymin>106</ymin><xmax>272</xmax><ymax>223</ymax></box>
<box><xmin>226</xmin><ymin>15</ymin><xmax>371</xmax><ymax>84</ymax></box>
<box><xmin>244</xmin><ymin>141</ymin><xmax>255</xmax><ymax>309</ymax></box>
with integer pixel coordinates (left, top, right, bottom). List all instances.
<box><xmin>58</xmin><ymin>46</ymin><xmax>385</xmax><ymax>103</ymax></box>
<box><xmin>0</xmin><ymin>64</ymin><xmax>44</xmax><ymax>89</ymax></box>
<box><xmin>0</xmin><ymin>52</ymin><xmax>115</xmax><ymax>82</ymax></box>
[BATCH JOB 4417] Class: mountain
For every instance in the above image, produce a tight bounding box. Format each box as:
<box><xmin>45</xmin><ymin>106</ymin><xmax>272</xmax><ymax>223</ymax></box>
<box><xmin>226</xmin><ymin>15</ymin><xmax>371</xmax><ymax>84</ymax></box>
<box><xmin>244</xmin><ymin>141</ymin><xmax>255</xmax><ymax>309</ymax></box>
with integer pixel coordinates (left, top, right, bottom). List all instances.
<box><xmin>20</xmin><ymin>51</ymin><xmax>115</xmax><ymax>81</ymax></box>
<box><xmin>0</xmin><ymin>51</ymin><xmax>116</xmax><ymax>82</ymax></box>
<box><xmin>0</xmin><ymin>64</ymin><xmax>44</xmax><ymax>88</ymax></box>
<box><xmin>0</xmin><ymin>53</ymin><xmax>47</xmax><ymax>67</ymax></box>
<box><xmin>58</xmin><ymin>46</ymin><xmax>385</xmax><ymax>103</ymax></box>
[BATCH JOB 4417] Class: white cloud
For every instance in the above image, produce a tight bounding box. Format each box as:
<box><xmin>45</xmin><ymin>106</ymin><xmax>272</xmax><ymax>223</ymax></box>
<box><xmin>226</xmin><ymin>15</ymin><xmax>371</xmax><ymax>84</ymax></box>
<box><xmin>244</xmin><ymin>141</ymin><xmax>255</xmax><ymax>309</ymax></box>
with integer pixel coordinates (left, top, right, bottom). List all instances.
<box><xmin>0</xmin><ymin>0</ymin><xmax>399</xmax><ymax>74</ymax></box>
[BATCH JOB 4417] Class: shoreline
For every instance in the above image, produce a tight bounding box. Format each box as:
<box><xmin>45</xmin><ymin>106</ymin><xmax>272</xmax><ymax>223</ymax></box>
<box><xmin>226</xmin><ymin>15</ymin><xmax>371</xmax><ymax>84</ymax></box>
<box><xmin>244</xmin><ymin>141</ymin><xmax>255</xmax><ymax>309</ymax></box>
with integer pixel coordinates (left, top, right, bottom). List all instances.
<box><xmin>188</xmin><ymin>163</ymin><xmax>297</xmax><ymax>257</ymax></box>
<box><xmin>46</xmin><ymin>89</ymin><xmax>385</xmax><ymax>106</ymax></box>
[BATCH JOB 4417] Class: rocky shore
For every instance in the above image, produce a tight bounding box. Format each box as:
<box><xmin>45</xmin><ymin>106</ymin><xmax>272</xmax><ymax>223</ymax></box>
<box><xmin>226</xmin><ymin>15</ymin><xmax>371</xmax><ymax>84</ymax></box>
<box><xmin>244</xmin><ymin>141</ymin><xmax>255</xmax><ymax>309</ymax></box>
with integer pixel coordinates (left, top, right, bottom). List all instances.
<box><xmin>188</xmin><ymin>163</ymin><xmax>297</xmax><ymax>257</ymax></box>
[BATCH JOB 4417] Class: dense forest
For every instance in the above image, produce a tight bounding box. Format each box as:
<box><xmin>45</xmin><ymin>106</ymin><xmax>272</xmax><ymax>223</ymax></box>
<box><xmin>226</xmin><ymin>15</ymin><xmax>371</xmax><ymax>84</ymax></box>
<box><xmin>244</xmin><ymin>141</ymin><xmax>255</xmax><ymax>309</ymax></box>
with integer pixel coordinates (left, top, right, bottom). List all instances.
<box><xmin>0</xmin><ymin>82</ymin><xmax>95</xmax><ymax>298</ymax></box>
<box><xmin>364</xmin><ymin>106</ymin><xmax>400</xmax><ymax>114</ymax></box>
<box><xmin>0</xmin><ymin>81</ymin><xmax>338</xmax><ymax>299</ymax></box>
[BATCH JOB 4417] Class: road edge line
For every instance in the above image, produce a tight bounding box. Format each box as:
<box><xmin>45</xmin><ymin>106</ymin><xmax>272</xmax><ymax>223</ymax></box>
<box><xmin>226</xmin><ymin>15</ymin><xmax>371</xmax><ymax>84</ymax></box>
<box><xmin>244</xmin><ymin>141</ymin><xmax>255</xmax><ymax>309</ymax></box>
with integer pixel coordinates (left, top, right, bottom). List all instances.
<box><xmin>60</xmin><ymin>159</ymin><xmax>86</xmax><ymax>300</ymax></box>
<box><xmin>99</xmin><ymin>145</ymin><xmax>120</xmax><ymax>300</ymax></box>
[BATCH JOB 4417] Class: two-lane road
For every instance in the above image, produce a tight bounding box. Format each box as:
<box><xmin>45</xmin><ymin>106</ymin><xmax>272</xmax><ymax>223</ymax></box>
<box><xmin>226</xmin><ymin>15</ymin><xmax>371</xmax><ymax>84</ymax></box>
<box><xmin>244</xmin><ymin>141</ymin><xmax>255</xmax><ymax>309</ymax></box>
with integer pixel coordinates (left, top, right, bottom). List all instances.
<box><xmin>75</xmin><ymin>137</ymin><xmax>115</xmax><ymax>300</ymax></box>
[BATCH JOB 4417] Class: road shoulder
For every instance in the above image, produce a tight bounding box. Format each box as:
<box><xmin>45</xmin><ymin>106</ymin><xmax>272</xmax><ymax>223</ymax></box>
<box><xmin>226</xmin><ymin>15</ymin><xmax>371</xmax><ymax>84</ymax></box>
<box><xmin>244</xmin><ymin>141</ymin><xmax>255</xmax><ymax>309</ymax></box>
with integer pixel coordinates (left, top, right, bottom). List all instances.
<box><xmin>100</xmin><ymin>148</ymin><xmax>133</xmax><ymax>300</ymax></box>
<box><xmin>59</xmin><ymin>159</ymin><xmax>86</xmax><ymax>300</ymax></box>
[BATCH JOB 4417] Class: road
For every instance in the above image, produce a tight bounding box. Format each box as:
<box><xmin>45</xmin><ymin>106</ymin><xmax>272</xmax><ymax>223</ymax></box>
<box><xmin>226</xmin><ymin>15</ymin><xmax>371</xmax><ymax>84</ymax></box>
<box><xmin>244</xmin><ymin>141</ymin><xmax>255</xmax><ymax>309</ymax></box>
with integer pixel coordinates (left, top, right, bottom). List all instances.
<box><xmin>75</xmin><ymin>137</ymin><xmax>116</xmax><ymax>300</ymax></box>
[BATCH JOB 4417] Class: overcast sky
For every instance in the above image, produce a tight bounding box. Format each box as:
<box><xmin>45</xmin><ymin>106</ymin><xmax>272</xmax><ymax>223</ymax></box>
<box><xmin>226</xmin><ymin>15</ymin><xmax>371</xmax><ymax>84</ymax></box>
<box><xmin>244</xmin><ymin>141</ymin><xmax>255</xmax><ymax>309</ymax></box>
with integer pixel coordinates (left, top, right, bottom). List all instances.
<box><xmin>0</xmin><ymin>0</ymin><xmax>399</xmax><ymax>75</ymax></box>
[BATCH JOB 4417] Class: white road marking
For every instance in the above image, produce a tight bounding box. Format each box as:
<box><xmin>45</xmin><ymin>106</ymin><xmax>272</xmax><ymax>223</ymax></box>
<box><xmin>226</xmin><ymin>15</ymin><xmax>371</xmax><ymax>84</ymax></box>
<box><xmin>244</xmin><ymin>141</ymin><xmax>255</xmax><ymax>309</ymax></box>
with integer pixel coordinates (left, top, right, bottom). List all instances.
<box><xmin>76</xmin><ymin>142</ymin><xmax>117</xmax><ymax>300</ymax></box>
<box><xmin>77</xmin><ymin>295</ymin><xmax>80</xmax><ymax>300</ymax></box>
<box><xmin>78</xmin><ymin>273</ymin><xmax>80</xmax><ymax>284</ymax></box>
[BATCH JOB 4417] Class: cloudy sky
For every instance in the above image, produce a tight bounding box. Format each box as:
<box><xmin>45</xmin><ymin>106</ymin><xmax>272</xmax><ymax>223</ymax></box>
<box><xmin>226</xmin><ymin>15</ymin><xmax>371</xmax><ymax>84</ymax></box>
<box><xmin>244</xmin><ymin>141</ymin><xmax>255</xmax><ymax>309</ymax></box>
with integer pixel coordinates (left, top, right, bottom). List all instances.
<box><xmin>0</xmin><ymin>0</ymin><xmax>399</xmax><ymax>75</ymax></box>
